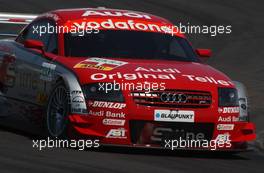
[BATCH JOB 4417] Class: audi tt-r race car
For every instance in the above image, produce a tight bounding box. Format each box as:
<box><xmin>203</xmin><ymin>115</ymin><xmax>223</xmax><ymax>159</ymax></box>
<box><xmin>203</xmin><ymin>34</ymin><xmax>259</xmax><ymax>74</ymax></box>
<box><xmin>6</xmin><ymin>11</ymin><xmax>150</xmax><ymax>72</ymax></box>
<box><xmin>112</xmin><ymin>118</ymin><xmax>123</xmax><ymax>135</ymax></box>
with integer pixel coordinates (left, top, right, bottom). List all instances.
<box><xmin>0</xmin><ymin>7</ymin><xmax>256</xmax><ymax>151</ymax></box>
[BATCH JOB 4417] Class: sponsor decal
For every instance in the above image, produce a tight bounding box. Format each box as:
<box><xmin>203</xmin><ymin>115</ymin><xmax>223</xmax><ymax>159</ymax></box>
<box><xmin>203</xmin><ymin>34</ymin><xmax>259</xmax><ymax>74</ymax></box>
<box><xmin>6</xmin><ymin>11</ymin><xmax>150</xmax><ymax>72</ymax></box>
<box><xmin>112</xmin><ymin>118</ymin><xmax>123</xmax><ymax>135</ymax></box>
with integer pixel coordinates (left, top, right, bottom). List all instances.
<box><xmin>106</xmin><ymin>111</ymin><xmax>125</xmax><ymax>118</ymax></box>
<box><xmin>135</xmin><ymin>67</ymin><xmax>181</xmax><ymax>74</ymax></box>
<box><xmin>103</xmin><ymin>119</ymin><xmax>125</xmax><ymax>126</ymax></box>
<box><xmin>88</xmin><ymin>110</ymin><xmax>104</xmax><ymax>116</ymax></box>
<box><xmin>181</xmin><ymin>75</ymin><xmax>233</xmax><ymax>86</ymax></box>
<box><xmin>72</xmin><ymin>96</ymin><xmax>85</xmax><ymax>103</ymax></box>
<box><xmin>66</xmin><ymin>18</ymin><xmax>175</xmax><ymax>35</ymax></box>
<box><xmin>215</xmin><ymin>133</ymin><xmax>231</xmax><ymax>142</ymax></box>
<box><xmin>82</xmin><ymin>10</ymin><xmax>152</xmax><ymax>19</ymax></box>
<box><xmin>154</xmin><ymin>110</ymin><xmax>195</xmax><ymax>122</ymax></box>
<box><xmin>88</xmin><ymin>101</ymin><xmax>126</xmax><ymax>109</ymax></box>
<box><xmin>106</xmin><ymin>128</ymin><xmax>127</xmax><ymax>139</ymax></box>
<box><xmin>74</xmin><ymin>57</ymin><xmax>127</xmax><ymax>71</ymax></box>
<box><xmin>90</xmin><ymin>72</ymin><xmax>233</xmax><ymax>86</ymax></box>
<box><xmin>218</xmin><ymin>107</ymin><xmax>239</xmax><ymax>114</ymax></box>
<box><xmin>218</xmin><ymin>116</ymin><xmax>239</xmax><ymax>122</ymax></box>
<box><xmin>91</xmin><ymin>72</ymin><xmax>177</xmax><ymax>81</ymax></box>
<box><xmin>151</xmin><ymin>127</ymin><xmax>205</xmax><ymax>142</ymax></box>
<box><xmin>70</xmin><ymin>90</ymin><xmax>87</xmax><ymax>114</ymax></box>
<box><xmin>88</xmin><ymin>110</ymin><xmax>126</xmax><ymax>118</ymax></box>
<box><xmin>70</xmin><ymin>90</ymin><xmax>85</xmax><ymax>104</ymax></box>
<box><xmin>40</xmin><ymin>62</ymin><xmax>56</xmax><ymax>82</ymax></box>
<box><xmin>217</xmin><ymin>124</ymin><xmax>234</xmax><ymax>131</ymax></box>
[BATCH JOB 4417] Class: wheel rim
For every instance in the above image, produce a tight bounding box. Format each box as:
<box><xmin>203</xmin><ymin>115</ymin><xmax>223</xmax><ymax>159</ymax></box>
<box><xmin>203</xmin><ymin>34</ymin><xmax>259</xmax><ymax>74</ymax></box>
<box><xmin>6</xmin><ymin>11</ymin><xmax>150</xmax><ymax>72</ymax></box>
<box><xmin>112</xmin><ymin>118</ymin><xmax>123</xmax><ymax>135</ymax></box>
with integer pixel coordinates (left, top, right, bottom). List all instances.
<box><xmin>47</xmin><ymin>86</ymin><xmax>69</xmax><ymax>137</ymax></box>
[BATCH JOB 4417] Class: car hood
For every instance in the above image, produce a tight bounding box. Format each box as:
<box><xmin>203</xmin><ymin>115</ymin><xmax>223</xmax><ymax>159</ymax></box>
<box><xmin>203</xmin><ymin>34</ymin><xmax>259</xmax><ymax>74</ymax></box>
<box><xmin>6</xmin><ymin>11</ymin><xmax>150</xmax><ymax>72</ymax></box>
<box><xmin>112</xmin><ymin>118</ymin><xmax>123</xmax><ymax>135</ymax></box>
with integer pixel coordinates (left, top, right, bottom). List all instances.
<box><xmin>56</xmin><ymin>57</ymin><xmax>235</xmax><ymax>90</ymax></box>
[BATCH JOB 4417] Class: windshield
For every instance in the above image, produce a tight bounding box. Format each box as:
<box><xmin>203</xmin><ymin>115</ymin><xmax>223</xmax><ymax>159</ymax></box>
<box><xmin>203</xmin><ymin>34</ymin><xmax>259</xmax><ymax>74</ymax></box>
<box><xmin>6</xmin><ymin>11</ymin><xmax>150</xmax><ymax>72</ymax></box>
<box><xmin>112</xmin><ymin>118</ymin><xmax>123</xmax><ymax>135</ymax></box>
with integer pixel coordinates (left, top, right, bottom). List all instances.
<box><xmin>64</xmin><ymin>30</ymin><xmax>199</xmax><ymax>62</ymax></box>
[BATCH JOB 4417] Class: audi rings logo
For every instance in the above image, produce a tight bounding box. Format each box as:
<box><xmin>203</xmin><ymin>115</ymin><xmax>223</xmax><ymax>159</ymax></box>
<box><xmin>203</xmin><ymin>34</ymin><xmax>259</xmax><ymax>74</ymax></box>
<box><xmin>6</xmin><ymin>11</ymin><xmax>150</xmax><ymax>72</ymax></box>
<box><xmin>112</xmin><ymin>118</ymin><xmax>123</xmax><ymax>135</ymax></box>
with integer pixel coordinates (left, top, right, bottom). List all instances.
<box><xmin>160</xmin><ymin>93</ymin><xmax>188</xmax><ymax>103</ymax></box>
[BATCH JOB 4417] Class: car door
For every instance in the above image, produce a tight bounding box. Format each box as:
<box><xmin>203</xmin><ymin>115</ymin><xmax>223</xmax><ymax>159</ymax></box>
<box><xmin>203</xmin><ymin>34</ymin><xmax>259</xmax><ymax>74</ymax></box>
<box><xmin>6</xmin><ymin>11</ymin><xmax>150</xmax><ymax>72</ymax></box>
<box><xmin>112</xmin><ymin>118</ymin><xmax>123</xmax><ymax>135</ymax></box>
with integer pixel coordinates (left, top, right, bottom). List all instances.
<box><xmin>1</xmin><ymin>18</ymin><xmax>59</xmax><ymax>131</ymax></box>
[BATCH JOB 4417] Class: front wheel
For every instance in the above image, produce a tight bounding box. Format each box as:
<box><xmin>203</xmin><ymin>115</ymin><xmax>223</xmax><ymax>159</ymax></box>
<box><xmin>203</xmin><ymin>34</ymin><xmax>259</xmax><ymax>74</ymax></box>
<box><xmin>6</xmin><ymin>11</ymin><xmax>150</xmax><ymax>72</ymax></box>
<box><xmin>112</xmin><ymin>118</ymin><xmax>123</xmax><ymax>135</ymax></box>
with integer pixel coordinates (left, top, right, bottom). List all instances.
<box><xmin>46</xmin><ymin>82</ymin><xmax>69</xmax><ymax>138</ymax></box>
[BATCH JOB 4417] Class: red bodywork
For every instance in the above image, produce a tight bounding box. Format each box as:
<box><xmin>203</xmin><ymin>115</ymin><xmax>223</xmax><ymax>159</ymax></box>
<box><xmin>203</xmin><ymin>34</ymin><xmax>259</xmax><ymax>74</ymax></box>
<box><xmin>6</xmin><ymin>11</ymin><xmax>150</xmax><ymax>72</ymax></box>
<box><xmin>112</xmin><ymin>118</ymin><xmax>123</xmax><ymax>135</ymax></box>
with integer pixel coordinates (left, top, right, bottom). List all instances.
<box><xmin>28</xmin><ymin>8</ymin><xmax>256</xmax><ymax>150</ymax></box>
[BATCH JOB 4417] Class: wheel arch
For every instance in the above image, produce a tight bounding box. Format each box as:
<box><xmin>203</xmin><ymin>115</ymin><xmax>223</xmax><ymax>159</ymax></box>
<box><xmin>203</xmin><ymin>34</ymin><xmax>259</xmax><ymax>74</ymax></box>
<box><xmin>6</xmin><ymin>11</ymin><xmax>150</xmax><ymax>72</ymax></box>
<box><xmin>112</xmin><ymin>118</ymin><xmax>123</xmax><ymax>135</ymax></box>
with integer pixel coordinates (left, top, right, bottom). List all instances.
<box><xmin>53</xmin><ymin>66</ymin><xmax>87</xmax><ymax>115</ymax></box>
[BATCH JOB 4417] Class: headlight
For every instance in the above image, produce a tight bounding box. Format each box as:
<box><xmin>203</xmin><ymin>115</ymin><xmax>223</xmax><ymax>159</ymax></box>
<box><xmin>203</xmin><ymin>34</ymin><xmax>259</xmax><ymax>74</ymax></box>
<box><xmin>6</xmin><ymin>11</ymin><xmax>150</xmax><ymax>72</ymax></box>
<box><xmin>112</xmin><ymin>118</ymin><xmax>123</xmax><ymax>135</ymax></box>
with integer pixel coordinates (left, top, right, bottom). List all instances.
<box><xmin>218</xmin><ymin>88</ymin><xmax>239</xmax><ymax>107</ymax></box>
<box><xmin>82</xmin><ymin>83</ymin><xmax>125</xmax><ymax>102</ymax></box>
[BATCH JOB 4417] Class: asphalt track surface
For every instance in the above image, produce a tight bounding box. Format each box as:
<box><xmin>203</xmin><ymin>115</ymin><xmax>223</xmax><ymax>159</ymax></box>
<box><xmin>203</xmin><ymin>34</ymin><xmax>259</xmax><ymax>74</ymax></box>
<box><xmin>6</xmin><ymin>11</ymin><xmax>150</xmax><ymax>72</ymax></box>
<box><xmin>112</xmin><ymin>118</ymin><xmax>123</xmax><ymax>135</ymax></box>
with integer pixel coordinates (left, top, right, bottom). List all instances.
<box><xmin>0</xmin><ymin>0</ymin><xmax>264</xmax><ymax>173</ymax></box>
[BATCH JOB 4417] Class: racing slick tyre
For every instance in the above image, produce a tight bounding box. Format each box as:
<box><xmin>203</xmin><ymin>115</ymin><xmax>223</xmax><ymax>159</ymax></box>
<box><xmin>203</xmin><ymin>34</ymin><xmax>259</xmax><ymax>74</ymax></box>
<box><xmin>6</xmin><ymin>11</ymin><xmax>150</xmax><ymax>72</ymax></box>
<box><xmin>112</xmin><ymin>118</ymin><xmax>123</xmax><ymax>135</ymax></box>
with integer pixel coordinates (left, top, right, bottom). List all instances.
<box><xmin>45</xmin><ymin>81</ymin><xmax>70</xmax><ymax>138</ymax></box>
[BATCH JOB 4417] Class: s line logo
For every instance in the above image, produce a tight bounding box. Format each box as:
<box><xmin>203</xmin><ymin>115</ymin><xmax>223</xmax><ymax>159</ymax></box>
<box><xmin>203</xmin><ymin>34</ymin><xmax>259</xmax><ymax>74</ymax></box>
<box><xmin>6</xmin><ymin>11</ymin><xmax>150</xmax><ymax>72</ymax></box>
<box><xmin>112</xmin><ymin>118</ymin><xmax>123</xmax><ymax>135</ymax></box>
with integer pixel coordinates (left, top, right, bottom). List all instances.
<box><xmin>106</xmin><ymin>128</ymin><xmax>127</xmax><ymax>139</ymax></box>
<box><xmin>151</xmin><ymin>127</ymin><xmax>205</xmax><ymax>142</ymax></box>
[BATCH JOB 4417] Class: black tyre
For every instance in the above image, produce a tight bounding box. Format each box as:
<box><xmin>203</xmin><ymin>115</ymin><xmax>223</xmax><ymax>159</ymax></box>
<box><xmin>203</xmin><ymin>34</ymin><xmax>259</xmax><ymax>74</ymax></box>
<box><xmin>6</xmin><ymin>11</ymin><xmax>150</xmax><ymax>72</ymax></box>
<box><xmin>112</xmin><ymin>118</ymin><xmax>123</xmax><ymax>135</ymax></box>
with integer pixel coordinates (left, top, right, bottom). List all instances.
<box><xmin>45</xmin><ymin>81</ymin><xmax>70</xmax><ymax>138</ymax></box>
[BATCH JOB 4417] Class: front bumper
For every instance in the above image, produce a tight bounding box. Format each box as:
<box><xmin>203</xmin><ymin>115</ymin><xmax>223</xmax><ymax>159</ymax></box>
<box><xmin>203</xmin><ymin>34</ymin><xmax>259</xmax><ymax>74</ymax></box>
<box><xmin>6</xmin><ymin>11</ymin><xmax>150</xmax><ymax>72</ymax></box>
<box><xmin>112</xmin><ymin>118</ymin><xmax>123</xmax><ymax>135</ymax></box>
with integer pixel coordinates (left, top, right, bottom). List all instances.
<box><xmin>68</xmin><ymin>114</ymin><xmax>256</xmax><ymax>151</ymax></box>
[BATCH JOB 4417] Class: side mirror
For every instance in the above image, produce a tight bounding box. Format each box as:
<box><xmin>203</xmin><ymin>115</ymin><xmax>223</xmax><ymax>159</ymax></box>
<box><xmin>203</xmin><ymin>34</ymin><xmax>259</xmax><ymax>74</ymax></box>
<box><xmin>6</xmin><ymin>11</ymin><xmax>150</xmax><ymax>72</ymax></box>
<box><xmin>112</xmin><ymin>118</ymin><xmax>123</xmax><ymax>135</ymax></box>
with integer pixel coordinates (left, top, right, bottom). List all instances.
<box><xmin>195</xmin><ymin>49</ymin><xmax>212</xmax><ymax>58</ymax></box>
<box><xmin>24</xmin><ymin>39</ymin><xmax>45</xmax><ymax>54</ymax></box>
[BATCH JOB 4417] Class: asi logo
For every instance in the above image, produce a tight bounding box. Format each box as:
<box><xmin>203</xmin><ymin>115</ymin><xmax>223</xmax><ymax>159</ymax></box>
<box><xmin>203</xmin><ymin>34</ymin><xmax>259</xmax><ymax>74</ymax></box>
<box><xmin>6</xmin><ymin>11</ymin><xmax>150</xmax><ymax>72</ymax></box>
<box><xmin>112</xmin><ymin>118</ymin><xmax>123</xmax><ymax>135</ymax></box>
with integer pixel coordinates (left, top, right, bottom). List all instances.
<box><xmin>106</xmin><ymin>128</ymin><xmax>127</xmax><ymax>139</ymax></box>
<box><xmin>215</xmin><ymin>133</ymin><xmax>231</xmax><ymax>142</ymax></box>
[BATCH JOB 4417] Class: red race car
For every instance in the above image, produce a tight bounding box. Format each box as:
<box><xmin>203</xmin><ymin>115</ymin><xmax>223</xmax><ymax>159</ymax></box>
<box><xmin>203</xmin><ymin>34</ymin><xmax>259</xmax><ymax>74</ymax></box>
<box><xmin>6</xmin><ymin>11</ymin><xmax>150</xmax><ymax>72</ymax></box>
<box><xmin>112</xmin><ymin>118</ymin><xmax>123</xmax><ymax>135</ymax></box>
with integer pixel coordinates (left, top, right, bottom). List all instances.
<box><xmin>0</xmin><ymin>7</ymin><xmax>256</xmax><ymax>151</ymax></box>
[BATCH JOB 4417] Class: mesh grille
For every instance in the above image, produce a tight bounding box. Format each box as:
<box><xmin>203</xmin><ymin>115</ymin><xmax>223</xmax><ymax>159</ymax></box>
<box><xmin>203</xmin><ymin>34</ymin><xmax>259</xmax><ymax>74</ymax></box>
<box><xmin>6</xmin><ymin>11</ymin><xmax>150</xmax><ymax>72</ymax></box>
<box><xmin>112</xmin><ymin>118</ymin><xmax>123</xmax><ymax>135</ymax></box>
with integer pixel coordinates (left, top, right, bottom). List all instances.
<box><xmin>131</xmin><ymin>90</ymin><xmax>212</xmax><ymax>108</ymax></box>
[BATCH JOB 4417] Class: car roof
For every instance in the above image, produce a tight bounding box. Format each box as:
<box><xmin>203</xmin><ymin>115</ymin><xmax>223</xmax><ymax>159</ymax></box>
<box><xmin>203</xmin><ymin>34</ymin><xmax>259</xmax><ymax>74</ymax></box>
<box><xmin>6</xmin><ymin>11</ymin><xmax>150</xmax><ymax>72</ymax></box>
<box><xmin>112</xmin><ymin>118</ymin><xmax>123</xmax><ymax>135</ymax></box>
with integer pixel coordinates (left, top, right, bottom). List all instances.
<box><xmin>50</xmin><ymin>7</ymin><xmax>172</xmax><ymax>24</ymax></box>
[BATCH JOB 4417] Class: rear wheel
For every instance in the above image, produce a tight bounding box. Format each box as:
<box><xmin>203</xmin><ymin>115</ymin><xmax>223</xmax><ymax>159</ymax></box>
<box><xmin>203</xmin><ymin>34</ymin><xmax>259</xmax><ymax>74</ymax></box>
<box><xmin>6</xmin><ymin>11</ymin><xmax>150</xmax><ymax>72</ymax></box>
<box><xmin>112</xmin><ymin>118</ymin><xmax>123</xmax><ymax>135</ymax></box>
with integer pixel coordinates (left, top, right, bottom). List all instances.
<box><xmin>46</xmin><ymin>81</ymin><xmax>69</xmax><ymax>138</ymax></box>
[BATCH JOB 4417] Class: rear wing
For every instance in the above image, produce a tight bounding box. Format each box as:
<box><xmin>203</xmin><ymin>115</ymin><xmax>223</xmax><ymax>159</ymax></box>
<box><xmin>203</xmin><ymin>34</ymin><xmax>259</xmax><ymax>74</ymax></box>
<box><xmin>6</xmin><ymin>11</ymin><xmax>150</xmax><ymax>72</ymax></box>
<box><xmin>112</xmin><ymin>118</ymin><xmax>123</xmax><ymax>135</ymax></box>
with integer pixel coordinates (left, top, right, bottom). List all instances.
<box><xmin>0</xmin><ymin>12</ymin><xmax>37</xmax><ymax>37</ymax></box>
